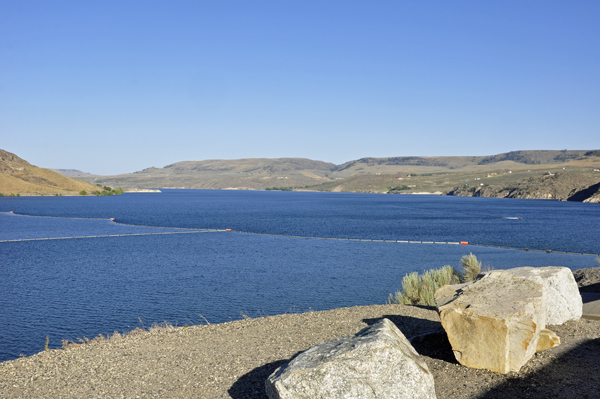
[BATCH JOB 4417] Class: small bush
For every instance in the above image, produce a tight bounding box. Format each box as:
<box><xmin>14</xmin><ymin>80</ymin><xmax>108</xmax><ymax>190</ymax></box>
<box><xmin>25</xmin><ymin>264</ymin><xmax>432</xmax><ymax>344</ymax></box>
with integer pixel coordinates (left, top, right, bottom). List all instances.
<box><xmin>460</xmin><ymin>253</ymin><xmax>482</xmax><ymax>282</ymax></box>
<box><xmin>388</xmin><ymin>265</ymin><xmax>462</xmax><ymax>306</ymax></box>
<box><xmin>387</xmin><ymin>254</ymin><xmax>492</xmax><ymax>307</ymax></box>
<box><xmin>79</xmin><ymin>190</ymin><xmax>87</xmax><ymax>196</ymax></box>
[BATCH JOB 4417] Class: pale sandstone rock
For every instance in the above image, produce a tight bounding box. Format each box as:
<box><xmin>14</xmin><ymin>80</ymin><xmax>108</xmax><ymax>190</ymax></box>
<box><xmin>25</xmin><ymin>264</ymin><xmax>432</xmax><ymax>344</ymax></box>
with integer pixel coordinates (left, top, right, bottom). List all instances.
<box><xmin>265</xmin><ymin>318</ymin><xmax>436</xmax><ymax>399</ymax></box>
<box><xmin>536</xmin><ymin>328</ymin><xmax>560</xmax><ymax>352</ymax></box>
<box><xmin>492</xmin><ymin>266</ymin><xmax>582</xmax><ymax>325</ymax></box>
<box><xmin>435</xmin><ymin>271</ymin><xmax>546</xmax><ymax>374</ymax></box>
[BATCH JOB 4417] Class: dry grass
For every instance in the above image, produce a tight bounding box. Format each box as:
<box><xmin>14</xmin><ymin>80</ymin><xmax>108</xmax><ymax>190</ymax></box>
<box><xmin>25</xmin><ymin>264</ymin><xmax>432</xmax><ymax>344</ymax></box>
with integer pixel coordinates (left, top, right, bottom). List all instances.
<box><xmin>59</xmin><ymin>322</ymin><xmax>176</xmax><ymax>350</ymax></box>
<box><xmin>0</xmin><ymin>168</ymin><xmax>99</xmax><ymax>195</ymax></box>
<box><xmin>460</xmin><ymin>253</ymin><xmax>482</xmax><ymax>282</ymax></box>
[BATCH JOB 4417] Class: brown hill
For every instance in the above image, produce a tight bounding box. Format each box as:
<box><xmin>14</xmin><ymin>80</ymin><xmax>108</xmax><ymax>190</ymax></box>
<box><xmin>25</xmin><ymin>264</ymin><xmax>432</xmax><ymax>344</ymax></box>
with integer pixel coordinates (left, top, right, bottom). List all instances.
<box><xmin>331</xmin><ymin>150</ymin><xmax>596</xmax><ymax>177</ymax></box>
<box><xmin>0</xmin><ymin>149</ymin><xmax>101</xmax><ymax>195</ymax></box>
<box><xmin>70</xmin><ymin>150</ymin><xmax>600</xmax><ymax>199</ymax></box>
<box><xmin>78</xmin><ymin>158</ymin><xmax>336</xmax><ymax>190</ymax></box>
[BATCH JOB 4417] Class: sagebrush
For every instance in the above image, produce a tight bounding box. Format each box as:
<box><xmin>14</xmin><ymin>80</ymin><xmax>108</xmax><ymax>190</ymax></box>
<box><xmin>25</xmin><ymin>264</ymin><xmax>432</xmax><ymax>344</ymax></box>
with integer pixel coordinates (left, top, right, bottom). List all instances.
<box><xmin>460</xmin><ymin>252</ymin><xmax>482</xmax><ymax>282</ymax></box>
<box><xmin>387</xmin><ymin>265</ymin><xmax>462</xmax><ymax>306</ymax></box>
<box><xmin>388</xmin><ymin>254</ymin><xmax>490</xmax><ymax>306</ymax></box>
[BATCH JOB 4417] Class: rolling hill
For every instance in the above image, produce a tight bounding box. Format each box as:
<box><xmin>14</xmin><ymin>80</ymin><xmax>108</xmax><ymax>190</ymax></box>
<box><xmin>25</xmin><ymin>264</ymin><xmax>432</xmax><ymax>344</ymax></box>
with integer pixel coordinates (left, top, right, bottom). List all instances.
<box><xmin>74</xmin><ymin>150</ymin><xmax>600</xmax><ymax>200</ymax></box>
<box><xmin>77</xmin><ymin>158</ymin><xmax>336</xmax><ymax>190</ymax></box>
<box><xmin>0</xmin><ymin>149</ymin><xmax>101</xmax><ymax>195</ymax></box>
<box><xmin>13</xmin><ymin>148</ymin><xmax>599</xmax><ymax>202</ymax></box>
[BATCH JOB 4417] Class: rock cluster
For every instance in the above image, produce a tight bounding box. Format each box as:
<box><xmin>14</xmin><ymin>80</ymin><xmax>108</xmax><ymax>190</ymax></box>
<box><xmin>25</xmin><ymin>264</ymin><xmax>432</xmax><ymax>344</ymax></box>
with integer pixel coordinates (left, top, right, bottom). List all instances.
<box><xmin>435</xmin><ymin>266</ymin><xmax>582</xmax><ymax>374</ymax></box>
<box><xmin>265</xmin><ymin>266</ymin><xmax>584</xmax><ymax>397</ymax></box>
<box><xmin>435</xmin><ymin>271</ymin><xmax>546</xmax><ymax>374</ymax></box>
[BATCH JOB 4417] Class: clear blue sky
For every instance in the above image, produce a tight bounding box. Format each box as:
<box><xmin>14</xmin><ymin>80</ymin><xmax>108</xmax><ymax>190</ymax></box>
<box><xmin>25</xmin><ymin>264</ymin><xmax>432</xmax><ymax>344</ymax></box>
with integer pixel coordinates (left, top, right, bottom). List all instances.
<box><xmin>1</xmin><ymin>1</ymin><xmax>599</xmax><ymax>175</ymax></box>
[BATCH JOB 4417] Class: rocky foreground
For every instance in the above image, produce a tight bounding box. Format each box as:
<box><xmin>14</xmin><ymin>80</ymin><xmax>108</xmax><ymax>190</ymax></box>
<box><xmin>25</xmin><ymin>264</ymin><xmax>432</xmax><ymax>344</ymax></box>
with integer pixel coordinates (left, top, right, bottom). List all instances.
<box><xmin>0</xmin><ymin>303</ymin><xmax>598</xmax><ymax>399</ymax></box>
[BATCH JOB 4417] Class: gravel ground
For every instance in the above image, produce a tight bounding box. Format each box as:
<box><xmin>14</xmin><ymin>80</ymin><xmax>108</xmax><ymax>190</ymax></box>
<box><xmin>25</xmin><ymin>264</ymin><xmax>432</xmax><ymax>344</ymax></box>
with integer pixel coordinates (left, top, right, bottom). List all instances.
<box><xmin>0</xmin><ymin>304</ymin><xmax>598</xmax><ymax>398</ymax></box>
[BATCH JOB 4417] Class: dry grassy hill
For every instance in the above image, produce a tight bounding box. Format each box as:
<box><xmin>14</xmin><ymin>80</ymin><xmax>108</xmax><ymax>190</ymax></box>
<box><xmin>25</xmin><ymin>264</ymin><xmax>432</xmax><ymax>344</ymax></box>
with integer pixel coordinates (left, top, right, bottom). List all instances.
<box><xmin>67</xmin><ymin>150</ymin><xmax>600</xmax><ymax>202</ymax></box>
<box><xmin>78</xmin><ymin>158</ymin><xmax>337</xmax><ymax>190</ymax></box>
<box><xmin>330</xmin><ymin>150</ymin><xmax>595</xmax><ymax>178</ymax></box>
<box><xmin>309</xmin><ymin>154</ymin><xmax>600</xmax><ymax>202</ymax></box>
<box><xmin>0</xmin><ymin>149</ymin><xmax>101</xmax><ymax>195</ymax></box>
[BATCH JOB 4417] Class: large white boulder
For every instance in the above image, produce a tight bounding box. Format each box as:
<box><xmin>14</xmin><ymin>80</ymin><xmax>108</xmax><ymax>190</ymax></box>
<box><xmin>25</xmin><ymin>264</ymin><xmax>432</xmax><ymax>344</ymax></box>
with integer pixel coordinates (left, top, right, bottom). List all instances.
<box><xmin>435</xmin><ymin>271</ymin><xmax>546</xmax><ymax>374</ymax></box>
<box><xmin>491</xmin><ymin>266</ymin><xmax>582</xmax><ymax>325</ymax></box>
<box><xmin>265</xmin><ymin>318</ymin><xmax>436</xmax><ymax>399</ymax></box>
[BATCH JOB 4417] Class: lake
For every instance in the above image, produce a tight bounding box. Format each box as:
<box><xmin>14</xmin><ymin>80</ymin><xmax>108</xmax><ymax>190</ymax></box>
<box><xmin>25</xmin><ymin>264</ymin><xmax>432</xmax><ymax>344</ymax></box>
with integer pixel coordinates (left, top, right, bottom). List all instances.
<box><xmin>0</xmin><ymin>190</ymin><xmax>598</xmax><ymax>362</ymax></box>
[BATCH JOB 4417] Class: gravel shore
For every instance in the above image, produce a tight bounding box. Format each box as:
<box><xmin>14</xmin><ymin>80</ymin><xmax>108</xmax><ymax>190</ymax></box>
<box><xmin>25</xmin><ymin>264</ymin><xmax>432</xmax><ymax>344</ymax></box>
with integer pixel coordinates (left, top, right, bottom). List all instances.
<box><xmin>1</xmin><ymin>304</ymin><xmax>598</xmax><ymax>398</ymax></box>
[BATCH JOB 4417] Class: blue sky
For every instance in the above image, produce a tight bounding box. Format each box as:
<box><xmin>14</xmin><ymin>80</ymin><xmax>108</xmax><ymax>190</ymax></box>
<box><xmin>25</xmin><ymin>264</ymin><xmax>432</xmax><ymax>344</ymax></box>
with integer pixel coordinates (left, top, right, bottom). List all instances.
<box><xmin>1</xmin><ymin>1</ymin><xmax>599</xmax><ymax>175</ymax></box>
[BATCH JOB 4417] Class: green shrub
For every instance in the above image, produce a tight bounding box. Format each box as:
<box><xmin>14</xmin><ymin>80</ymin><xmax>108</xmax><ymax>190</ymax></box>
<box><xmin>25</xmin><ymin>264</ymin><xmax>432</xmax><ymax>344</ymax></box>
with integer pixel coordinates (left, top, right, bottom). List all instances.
<box><xmin>79</xmin><ymin>190</ymin><xmax>87</xmax><ymax>196</ymax></box>
<box><xmin>460</xmin><ymin>253</ymin><xmax>482</xmax><ymax>282</ymax></box>
<box><xmin>92</xmin><ymin>187</ymin><xmax>124</xmax><ymax>196</ymax></box>
<box><xmin>387</xmin><ymin>254</ymin><xmax>491</xmax><ymax>307</ymax></box>
<box><xmin>388</xmin><ymin>265</ymin><xmax>462</xmax><ymax>306</ymax></box>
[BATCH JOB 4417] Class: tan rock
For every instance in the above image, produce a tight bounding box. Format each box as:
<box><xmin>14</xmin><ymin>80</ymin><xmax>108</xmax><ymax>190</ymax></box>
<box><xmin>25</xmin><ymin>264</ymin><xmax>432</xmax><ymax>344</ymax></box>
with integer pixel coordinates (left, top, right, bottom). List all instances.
<box><xmin>536</xmin><ymin>328</ymin><xmax>560</xmax><ymax>352</ymax></box>
<box><xmin>435</xmin><ymin>271</ymin><xmax>546</xmax><ymax>374</ymax></box>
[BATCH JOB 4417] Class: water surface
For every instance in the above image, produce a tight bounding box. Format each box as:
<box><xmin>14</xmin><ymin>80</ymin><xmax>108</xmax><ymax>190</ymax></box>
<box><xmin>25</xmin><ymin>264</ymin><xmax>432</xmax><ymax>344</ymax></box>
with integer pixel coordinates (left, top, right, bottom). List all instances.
<box><xmin>0</xmin><ymin>190</ymin><xmax>598</xmax><ymax>361</ymax></box>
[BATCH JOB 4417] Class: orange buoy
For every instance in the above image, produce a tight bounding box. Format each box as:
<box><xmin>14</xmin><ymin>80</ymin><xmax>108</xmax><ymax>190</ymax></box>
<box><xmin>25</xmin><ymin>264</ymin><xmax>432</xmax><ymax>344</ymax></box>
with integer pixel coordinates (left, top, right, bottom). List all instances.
<box><xmin>9</xmin><ymin>211</ymin><xmax>13</xmax><ymax>213</ymax></box>
<box><xmin>460</xmin><ymin>241</ymin><xmax>468</xmax><ymax>245</ymax></box>
<box><xmin>546</xmin><ymin>249</ymin><xmax>552</xmax><ymax>253</ymax></box>
<box><xmin>110</xmin><ymin>218</ymin><xmax>115</xmax><ymax>221</ymax></box>
<box><xmin>226</xmin><ymin>229</ymin><xmax>232</xmax><ymax>232</ymax></box>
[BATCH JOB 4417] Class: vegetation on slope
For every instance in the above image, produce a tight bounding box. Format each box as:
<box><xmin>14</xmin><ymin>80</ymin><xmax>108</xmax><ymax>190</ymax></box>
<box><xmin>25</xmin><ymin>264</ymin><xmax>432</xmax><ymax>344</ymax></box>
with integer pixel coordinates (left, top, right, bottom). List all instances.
<box><xmin>12</xmin><ymin>148</ymin><xmax>599</xmax><ymax>201</ymax></box>
<box><xmin>77</xmin><ymin>158</ymin><xmax>336</xmax><ymax>190</ymax></box>
<box><xmin>0</xmin><ymin>149</ymin><xmax>102</xmax><ymax>196</ymax></box>
<box><xmin>307</xmin><ymin>160</ymin><xmax>600</xmax><ymax>202</ymax></box>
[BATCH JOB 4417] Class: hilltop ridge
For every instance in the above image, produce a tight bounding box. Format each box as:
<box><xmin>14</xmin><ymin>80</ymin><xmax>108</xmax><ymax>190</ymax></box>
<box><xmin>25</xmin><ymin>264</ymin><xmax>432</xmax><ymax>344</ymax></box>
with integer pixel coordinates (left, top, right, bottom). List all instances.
<box><xmin>77</xmin><ymin>158</ymin><xmax>336</xmax><ymax>190</ymax></box>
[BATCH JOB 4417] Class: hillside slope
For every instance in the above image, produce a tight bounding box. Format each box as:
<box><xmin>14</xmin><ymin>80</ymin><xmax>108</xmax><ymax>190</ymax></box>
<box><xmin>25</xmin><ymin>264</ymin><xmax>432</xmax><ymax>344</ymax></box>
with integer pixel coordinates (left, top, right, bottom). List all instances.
<box><xmin>78</xmin><ymin>158</ymin><xmax>336</xmax><ymax>190</ymax></box>
<box><xmin>0</xmin><ymin>150</ymin><xmax>101</xmax><ymax>195</ymax></box>
<box><xmin>68</xmin><ymin>150</ymin><xmax>600</xmax><ymax>201</ymax></box>
<box><xmin>300</xmin><ymin>151</ymin><xmax>600</xmax><ymax>202</ymax></box>
<box><xmin>330</xmin><ymin>150</ymin><xmax>594</xmax><ymax>177</ymax></box>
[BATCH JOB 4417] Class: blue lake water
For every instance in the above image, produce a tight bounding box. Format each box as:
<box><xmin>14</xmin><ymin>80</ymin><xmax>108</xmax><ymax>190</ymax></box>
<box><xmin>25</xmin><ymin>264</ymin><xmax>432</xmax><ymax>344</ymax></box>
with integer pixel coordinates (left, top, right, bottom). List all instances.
<box><xmin>0</xmin><ymin>190</ymin><xmax>599</xmax><ymax>362</ymax></box>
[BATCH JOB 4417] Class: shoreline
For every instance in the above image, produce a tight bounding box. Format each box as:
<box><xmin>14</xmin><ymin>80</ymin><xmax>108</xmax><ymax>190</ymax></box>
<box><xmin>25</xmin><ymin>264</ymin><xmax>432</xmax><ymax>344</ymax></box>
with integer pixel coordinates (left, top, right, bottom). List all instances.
<box><xmin>3</xmin><ymin>187</ymin><xmax>599</xmax><ymax>203</ymax></box>
<box><xmin>1</xmin><ymin>303</ymin><xmax>598</xmax><ymax>398</ymax></box>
